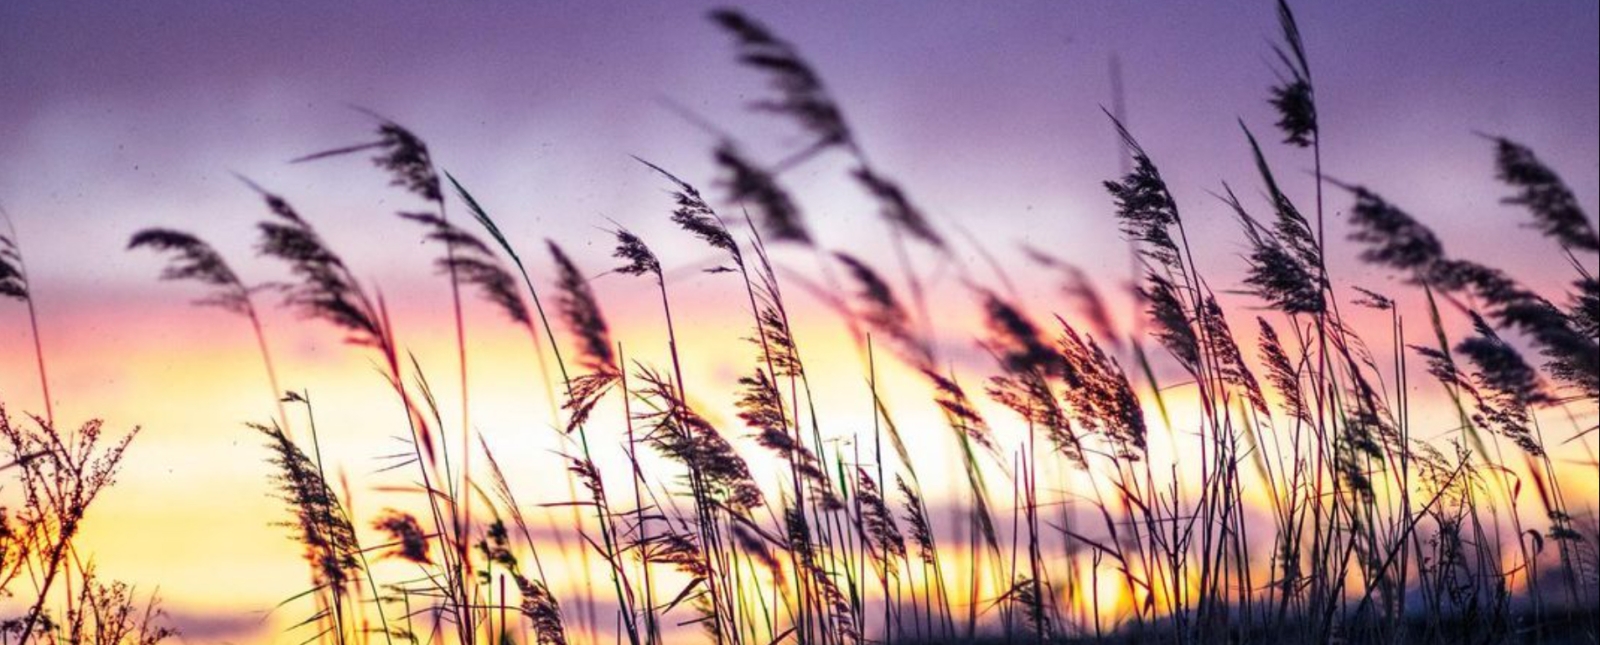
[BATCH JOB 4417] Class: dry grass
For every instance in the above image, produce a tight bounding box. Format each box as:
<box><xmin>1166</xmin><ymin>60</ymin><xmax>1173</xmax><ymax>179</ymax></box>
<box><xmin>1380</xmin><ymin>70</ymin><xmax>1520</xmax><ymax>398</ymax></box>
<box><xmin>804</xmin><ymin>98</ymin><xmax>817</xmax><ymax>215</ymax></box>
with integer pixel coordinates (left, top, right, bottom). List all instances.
<box><xmin>2</xmin><ymin>2</ymin><xmax>1597</xmax><ymax>644</ymax></box>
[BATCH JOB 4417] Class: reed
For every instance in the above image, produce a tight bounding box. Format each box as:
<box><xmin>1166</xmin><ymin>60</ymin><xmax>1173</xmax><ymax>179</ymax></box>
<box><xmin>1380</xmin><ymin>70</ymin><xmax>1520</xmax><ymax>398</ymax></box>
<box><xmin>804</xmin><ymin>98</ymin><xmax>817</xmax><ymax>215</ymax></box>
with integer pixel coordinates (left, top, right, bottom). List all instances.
<box><xmin>4</xmin><ymin>2</ymin><xmax>1583</xmax><ymax>644</ymax></box>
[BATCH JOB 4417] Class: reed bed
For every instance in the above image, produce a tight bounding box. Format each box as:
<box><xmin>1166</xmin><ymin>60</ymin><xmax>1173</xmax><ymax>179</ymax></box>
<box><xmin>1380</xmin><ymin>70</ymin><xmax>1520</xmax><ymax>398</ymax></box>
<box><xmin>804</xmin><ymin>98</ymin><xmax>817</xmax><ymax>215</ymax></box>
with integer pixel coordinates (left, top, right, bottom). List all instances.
<box><xmin>2</xmin><ymin>2</ymin><xmax>1597</xmax><ymax>644</ymax></box>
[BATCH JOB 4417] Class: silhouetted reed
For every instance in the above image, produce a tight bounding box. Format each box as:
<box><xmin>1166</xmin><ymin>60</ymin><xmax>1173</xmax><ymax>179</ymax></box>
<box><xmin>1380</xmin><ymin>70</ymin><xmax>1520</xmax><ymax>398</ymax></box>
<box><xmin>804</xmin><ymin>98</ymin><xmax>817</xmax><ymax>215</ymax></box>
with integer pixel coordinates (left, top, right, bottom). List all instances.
<box><xmin>709</xmin><ymin>9</ymin><xmax>851</xmax><ymax>163</ymax></box>
<box><xmin>129</xmin><ymin>228</ymin><xmax>291</xmax><ymax>430</ymax></box>
<box><xmin>254</xmin><ymin>420</ymin><xmax>364</xmax><ymax>641</ymax></box>
<box><xmin>713</xmin><ymin>143</ymin><xmax>812</xmax><ymax>246</ymax></box>
<box><xmin>0</xmin><ymin>215</ymin><xmax>53</xmax><ymax>427</ymax></box>
<box><xmin>1490</xmin><ymin>135</ymin><xmax>1599</xmax><ymax>253</ymax></box>
<box><xmin>76</xmin><ymin>2</ymin><xmax>1600</xmax><ymax>644</ymax></box>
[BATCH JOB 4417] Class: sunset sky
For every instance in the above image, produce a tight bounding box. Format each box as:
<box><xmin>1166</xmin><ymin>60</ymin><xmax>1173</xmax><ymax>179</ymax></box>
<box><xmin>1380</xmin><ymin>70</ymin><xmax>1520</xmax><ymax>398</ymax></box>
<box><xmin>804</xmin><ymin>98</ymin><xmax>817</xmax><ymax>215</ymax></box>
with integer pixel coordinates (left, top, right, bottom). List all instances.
<box><xmin>2</xmin><ymin>1</ymin><xmax>1596</xmax><ymax>641</ymax></box>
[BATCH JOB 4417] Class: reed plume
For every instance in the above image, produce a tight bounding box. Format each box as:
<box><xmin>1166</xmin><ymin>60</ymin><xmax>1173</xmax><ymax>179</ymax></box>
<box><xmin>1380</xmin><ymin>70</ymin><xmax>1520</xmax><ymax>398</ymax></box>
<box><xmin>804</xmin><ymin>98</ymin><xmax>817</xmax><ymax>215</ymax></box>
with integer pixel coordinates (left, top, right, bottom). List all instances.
<box><xmin>855</xmin><ymin>468</ymin><xmax>907</xmax><ymax>576</ymax></box>
<box><xmin>835</xmin><ymin>252</ymin><xmax>931</xmax><ymax>368</ymax></box>
<box><xmin>1268</xmin><ymin>0</ymin><xmax>1317</xmax><ymax>148</ymax></box>
<box><xmin>1257</xmin><ymin>318</ymin><xmax>1311</xmax><ymax>424</ymax></box>
<box><xmin>854</xmin><ymin>167</ymin><xmax>945</xmax><ymax>250</ymax></box>
<box><xmin>398</xmin><ymin>212</ymin><xmax>529</xmax><ymax>326</ymax></box>
<box><xmin>1139</xmin><ymin>273</ymin><xmax>1200</xmax><ymax>375</ymax></box>
<box><xmin>634</xmin><ymin>157</ymin><xmax>741</xmax><ymax>272</ymax></box>
<box><xmin>249</xmin><ymin>183</ymin><xmax>384</xmax><ymax>348</ymax></box>
<box><xmin>373</xmin><ymin>510</ymin><xmax>432</xmax><ymax>565</ymax></box>
<box><xmin>1104</xmin><ymin>117</ymin><xmax>1183</xmax><ymax>269</ymax></box>
<box><xmin>0</xmin><ymin>214</ymin><xmax>53</xmax><ymax>426</ymax></box>
<box><xmin>548</xmin><ymin>241</ymin><xmax>619</xmax><ymax>433</ymax></box>
<box><xmin>295</xmin><ymin>117</ymin><xmax>443</xmax><ymax>205</ymax></box>
<box><xmin>737</xmin><ymin>368</ymin><xmax>832</xmax><ymax>503</ymax></box>
<box><xmin>1343</xmin><ymin>180</ymin><xmax>1599</xmax><ymax>398</ymax></box>
<box><xmin>632</xmin><ymin>366</ymin><xmax>765</xmax><ymax>515</ymax></box>
<box><xmin>253</xmin><ymin>421</ymin><xmax>363</xmax><ymax>627</ymax></box>
<box><xmin>516</xmin><ymin>576</ymin><xmax>568</xmax><ymax>645</ymax></box>
<box><xmin>1489</xmin><ymin>135</ymin><xmax>1599</xmax><ymax>253</ymax></box>
<box><xmin>1055</xmin><ymin>319</ymin><xmax>1147</xmax><ymax>458</ymax></box>
<box><xmin>1572</xmin><ymin>276</ymin><xmax>1599</xmax><ymax>340</ymax></box>
<box><xmin>610</xmin><ymin>227</ymin><xmax>663</xmax><ymax>284</ymax></box>
<box><xmin>1199</xmin><ymin>295</ymin><xmax>1271</xmax><ymax>417</ymax></box>
<box><xmin>0</xmin><ymin>226</ymin><xmax>25</xmax><ymax>302</ymax></box>
<box><xmin>126</xmin><ymin>229</ymin><xmax>254</xmax><ymax>314</ymax></box>
<box><xmin>709</xmin><ymin>8</ymin><xmax>851</xmax><ymax>160</ymax></box>
<box><xmin>714</xmin><ymin>143</ymin><xmax>812</xmax><ymax>245</ymax></box>
<box><xmin>982</xmin><ymin>293</ymin><xmax>1083</xmax><ymax>465</ymax></box>
<box><xmin>1455</xmin><ymin>314</ymin><xmax>1549</xmax><ymax>456</ymax></box>
<box><xmin>1226</xmin><ymin>125</ymin><xmax>1325</xmax><ymax>315</ymax></box>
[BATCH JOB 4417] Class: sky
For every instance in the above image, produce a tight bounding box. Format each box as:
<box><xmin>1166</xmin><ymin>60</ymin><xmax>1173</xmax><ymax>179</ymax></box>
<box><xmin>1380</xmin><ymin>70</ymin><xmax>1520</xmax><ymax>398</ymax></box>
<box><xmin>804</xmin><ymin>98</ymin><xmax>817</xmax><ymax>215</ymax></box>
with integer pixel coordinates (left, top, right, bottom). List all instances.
<box><xmin>1</xmin><ymin>1</ymin><xmax>1597</xmax><ymax>642</ymax></box>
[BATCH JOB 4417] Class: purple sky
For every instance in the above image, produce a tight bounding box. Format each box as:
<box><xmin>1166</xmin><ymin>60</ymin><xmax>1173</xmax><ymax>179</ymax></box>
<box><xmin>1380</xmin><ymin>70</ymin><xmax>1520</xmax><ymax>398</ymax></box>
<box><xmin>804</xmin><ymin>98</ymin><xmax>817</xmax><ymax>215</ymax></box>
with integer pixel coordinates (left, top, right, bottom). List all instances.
<box><xmin>3</xmin><ymin>0</ymin><xmax>1595</xmax><ymax>298</ymax></box>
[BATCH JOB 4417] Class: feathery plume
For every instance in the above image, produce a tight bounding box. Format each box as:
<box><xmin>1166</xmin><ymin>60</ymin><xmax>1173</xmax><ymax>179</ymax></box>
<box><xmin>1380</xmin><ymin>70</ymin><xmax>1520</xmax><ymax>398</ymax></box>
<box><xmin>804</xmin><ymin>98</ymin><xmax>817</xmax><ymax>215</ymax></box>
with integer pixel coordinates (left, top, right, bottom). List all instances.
<box><xmin>515</xmin><ymin>576</ymin><xmax>568</xmax><ymax>645</ymax></box>
<box><xmin>1141</xmin><ymin>273</ymin><xmax>1200</xmax><ymax>375</ymax></box>
<box><xmin>854</xmin><ymin>167</ymin><xmax>945</xmax><ymax>249</ymax></box>
<box><xmin>714</xmin><ymin>143</ymin><xmax>811</xmax><ymax>245</ymax></box>
<box><xmin>254</xmin><ymin>422</ymin><xmax>362</xmax><ymax>592</ymax></box>
<box><xmin>926</xmin><ymin>369</ymin><xmax>998</xmax><ymax>457</ymax></box>
<box><xmin>565</xmin><ymin>462</ymin><xmax>607</xmax><ymax>524</ymax></box>
<box><xmin>398</xmin><ymin>212</ymin><xmax>529</xmax><ymax>325</ymax></box>
<box><xmin>640</xmin><ymin>527</ymin><xmax>717</xmax><ymax>634</ymax></box>
<box><xmin>548</xmin><ymin>242</ymin><xmax>618</xmax><ymax>432</ymax></box>
<box><xmin>1572</xmin><ymin>276</ymin><xmax>1599</xmax><ymax>341</ymax></box>
<box><xmin>1456</xmin><ymin>314</ymin><xmax>1548</xmax><ymax>456</ymax></box>
<box><xmin>709</xmin><ymin>8</ymin><xmax>852</xmax><ymax>156</ymax></box>
<box><xmin>755</xmin><ymin>303</ymin><xmax>804</xmax><ymax>378</ymax></box>
<box><xmin>633</xmin><ymin>366</ymin><xmax>765</xmax><ymax>514</ymax></box>
<box><xmin>296</xmin><ymin>118</ymin><xmax>442</xmax><ymax>204</ymax></box>
<box><xmin>1104</xmin><ymin>115</ymin><xmax>1182</xmax><ymax>268</ymax></box>
<box><xmin>835</xmin><ymin>252</ymin><xmax>931</xmax><ymax>367</ymax></box>
<box><xmin>1490</xmin><ymin>136</ymin><xmax>1598</xmax><ymax>253</ymax></box>
<box><xmin>981</xmin><ymin>293</ymin><xmax>1068</xmax><ymax>380</ymax></box>
<box><xmin>128</xmin><ymin>229</ymin><xmax>255</xmax><ymax>315</ymax></box>
<box><xmin>1257</xmin><ymin>318</ymin><xmax>1311</xmax><ymax>424</ymax></box>
<box><xmin>372</xmin><ymin>510</ymin><xmax>431</xmax><ymax>565</ymax></box>
<box><xmin>982</xmin><ymin>292</ymin><xmax>1085</xmax><ymax>464</ymax></box>
<box><xmin>1351</xmin><ymin>286</ymin><xmax>1395</xmax><ymax>311</ymax></box>
<box><xmin>1269</xmin><ymin>0</ymin><xmax>1317</xmax><ymax>147</ymax></box>
<box><xmin>1056</xmin><ymin>319</ymin><xmax>1148</xmax><ymax>458</ymax></box>
<box><xmin>1343</xmin><ymin>181</ymin><xmax>1599</xmax><ymax>396</ymax></box>
<box><xmin>856</xmin><ymin>468</ymin><xmax>907</xmax><ymax>576</ymax></box>
<box><xmin>610</xmin><ymin>227</ymin><xmax>663</xmax><ymax>284</ymax></box>
<box><xmin>785</xmin><ymin>506</ymin><xmax>860</xmax><ymax>642</ymax></box>
<box><xmin>737</xmin><ymin>368</ymin><xmax>834</xmax><ymax>507</ymax></box>
<box><xmin>1343</xmin><ymin>182</ymin><xmax>1447</xmax><ymax>283</ymax></box>
<box><xmin>897</xmin><ymin>475</ymin><xmax>936</xmax><ymax>566</ymax></box>
<box><xmin>636</xmin><ymin>157</ymin><xmax>741</xmax><ymax>271</ymax></box>
<box><xmin>1008</xmin><ymin>576</ymin><xmax>1051</xmax><ymax>639</ymax></box>
<box><xmin>1343</xmin><ymin>361</ymin><xmax>1399</xmax><ymax>463</ymax></box>
<box><xmin>0</xmin><ymin>227</ymin><xmax>25</xmax><ymax>302</ymax></box>
<box><xmin>642</xmin><ymin>528</ymin><xmax>711</xmax><ymax>581</ymax></box>
<box><xmin>1227</xmin><ymin>125</ymin><xmax>1325</xmax><ymax>313</ymax></box>
<box><xmin>250</xmin><ymin>184</ymin><xmax>383</xmax><ymax>348</ymax></box>
<box><xmin>547</xmin><ymin>241</ymin><xmax>615</xmax><ymax>372</ymax></box>
<box><xmin>1199</xmin><ymin>296</ymin><xmax>1270</xmax><ymax>417</ymax></box>
<box><xmin>1245</xmin><ymin>125</ymin><xmax>1321</xmax><ymax>268</ymax></box>
<box><xmin>1225</xmin><ymin>185</ymin><xmax>1322</xmax><ymax>315</ymax></box>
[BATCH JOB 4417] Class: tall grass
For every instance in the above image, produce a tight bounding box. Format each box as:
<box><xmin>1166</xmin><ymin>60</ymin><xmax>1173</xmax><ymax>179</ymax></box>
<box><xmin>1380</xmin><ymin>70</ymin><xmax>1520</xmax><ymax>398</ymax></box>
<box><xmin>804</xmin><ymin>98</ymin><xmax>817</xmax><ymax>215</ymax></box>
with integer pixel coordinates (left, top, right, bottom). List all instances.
<box><xmin>2</xmin><ymin>2</ymin><xmax>1593</xmax><ymax>645</ymax></box>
